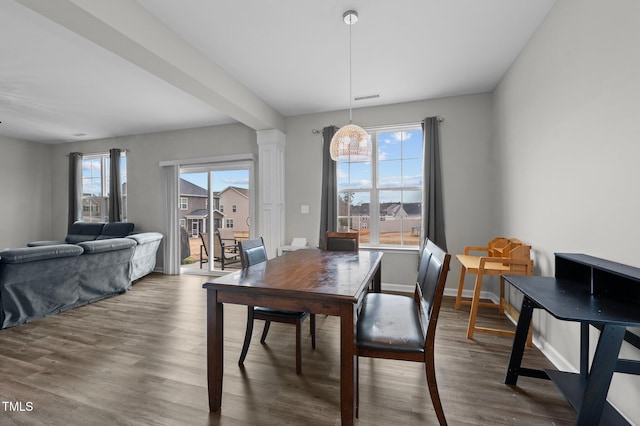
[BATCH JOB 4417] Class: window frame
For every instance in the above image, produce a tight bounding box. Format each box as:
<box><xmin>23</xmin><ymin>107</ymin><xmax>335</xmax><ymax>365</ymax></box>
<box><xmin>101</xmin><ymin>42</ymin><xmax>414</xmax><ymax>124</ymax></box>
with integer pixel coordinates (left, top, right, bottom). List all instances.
<box><xmin>81</xmin><ymin>152</ymin><xmax>127</xmax><ymax>223</ymax></box>
<box><xmin>336</xmin><ymin>123</ymin><xmax>423</xmax><ymax>248</ymax></box>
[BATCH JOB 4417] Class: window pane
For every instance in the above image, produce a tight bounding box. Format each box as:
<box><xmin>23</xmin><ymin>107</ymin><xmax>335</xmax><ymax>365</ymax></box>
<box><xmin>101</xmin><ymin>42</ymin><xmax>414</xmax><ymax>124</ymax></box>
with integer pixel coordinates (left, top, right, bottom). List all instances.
<box><xmin>338</xmin><ymin>160</ymin><xmax>372</xmax><ymax>189</ymax></box>
<box><xmin>82</xmin><ymin>158</ymin><xmax>102</xmax><ymax>196</ymax></box>
<box><xmin>378</xmin><ymin>159</ymin><xmax>402</xmax><ymax>188</ymax></box>
<box><xmin>338</xmin><ymin>191</ymin><xmax>370</xmax><ymax>244</ymax></box>
<box><xmin>402</xmin><ymin>130</ymin><xmax>422</xmax><ymax>159</ymax></box>
<box><xmin>379</xmin><ymin>190</ymin><xmax>422</xmax><ymax>246</ymax></box>
<box><xmin>403</xmin><ymin>158</ymin><xmax>423</xmax><ymax>187</ymax></box>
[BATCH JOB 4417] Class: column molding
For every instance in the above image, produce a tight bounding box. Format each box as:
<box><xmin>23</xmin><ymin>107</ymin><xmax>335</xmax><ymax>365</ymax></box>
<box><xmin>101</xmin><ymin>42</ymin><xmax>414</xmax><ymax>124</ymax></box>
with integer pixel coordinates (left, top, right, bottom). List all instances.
<box><xmin>256</xmin><ymin>129</ymin><xmax>286</xmax><ymax>258</ymax></box>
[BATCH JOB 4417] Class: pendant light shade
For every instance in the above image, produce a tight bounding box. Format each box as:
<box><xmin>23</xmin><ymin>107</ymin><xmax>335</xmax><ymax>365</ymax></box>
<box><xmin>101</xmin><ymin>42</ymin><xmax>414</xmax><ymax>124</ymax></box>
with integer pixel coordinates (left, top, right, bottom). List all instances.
<box><xmin>329</xmin><ymin>10</ymin><xmax>371</xmax><ymax>162</ymax></box>
<box><xmin>329</xmin><ymin>123</ymin><xmax>371</xmax><ymax>161</ymax></box>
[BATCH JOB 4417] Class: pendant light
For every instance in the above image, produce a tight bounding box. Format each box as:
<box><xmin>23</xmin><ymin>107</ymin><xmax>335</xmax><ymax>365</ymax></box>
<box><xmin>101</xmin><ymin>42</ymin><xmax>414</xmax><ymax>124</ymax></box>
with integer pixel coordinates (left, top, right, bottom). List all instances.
<box><xmin>329</xmin><ymin>10</ymin><xmax>371</xmax><ymax>161</ymax></box>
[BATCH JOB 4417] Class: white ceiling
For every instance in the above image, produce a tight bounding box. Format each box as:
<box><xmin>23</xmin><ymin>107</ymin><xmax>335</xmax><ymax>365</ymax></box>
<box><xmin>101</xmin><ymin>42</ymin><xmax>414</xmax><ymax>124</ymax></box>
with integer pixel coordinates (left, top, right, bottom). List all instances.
<box><xmin>0</xmin><ymin>0</ymin><xmax>555</xmax><ymax>144</ymax></box>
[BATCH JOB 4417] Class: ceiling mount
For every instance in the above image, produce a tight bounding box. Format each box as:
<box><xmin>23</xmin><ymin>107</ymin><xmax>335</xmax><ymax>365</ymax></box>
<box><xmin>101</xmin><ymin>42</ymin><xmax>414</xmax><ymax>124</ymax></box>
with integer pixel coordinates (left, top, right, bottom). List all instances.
<box><xmin>343</xmin><ymin>10</ymin><xmax>358</xmax><ymax>25</ymax></box>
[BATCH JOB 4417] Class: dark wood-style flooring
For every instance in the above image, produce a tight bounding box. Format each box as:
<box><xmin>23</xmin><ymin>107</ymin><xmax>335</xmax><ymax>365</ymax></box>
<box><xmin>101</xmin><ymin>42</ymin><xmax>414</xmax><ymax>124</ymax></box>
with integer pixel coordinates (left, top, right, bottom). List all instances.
<box><xmin>0</xmin><ymin>273</ymin><xmax>574</xmax><ymax>425</ymax></box>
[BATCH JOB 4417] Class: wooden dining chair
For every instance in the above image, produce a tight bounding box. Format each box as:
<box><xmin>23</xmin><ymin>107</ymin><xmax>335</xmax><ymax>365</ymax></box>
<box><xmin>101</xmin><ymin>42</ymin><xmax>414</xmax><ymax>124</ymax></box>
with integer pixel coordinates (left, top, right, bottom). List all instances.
<box><xmin>325</xmin><ymin>231</ymin><xmax>359</xmax><ymax>251</ymax></box>
<box><xmin>237</xmin><ymin>237</ymin><xmax>316</xmax><ymax>374</ymax></box>
<box><xmin>355</xmin><ymin>239</ymin><xmax>451</xmax><ymax>425</ymax></box>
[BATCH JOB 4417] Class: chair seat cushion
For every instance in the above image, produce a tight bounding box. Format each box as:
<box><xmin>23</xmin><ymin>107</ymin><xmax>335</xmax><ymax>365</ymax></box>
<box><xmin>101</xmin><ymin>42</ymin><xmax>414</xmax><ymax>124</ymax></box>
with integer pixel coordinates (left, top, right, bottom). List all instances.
<box><xmin>254</xmin><ymin>306</ymin><xmax>307</xmax><ymax>319</ymax></box>
<box><xmin>357</xmin><ymin>293</ymin><xmax>425</xmax><ymax>353</ymax></box>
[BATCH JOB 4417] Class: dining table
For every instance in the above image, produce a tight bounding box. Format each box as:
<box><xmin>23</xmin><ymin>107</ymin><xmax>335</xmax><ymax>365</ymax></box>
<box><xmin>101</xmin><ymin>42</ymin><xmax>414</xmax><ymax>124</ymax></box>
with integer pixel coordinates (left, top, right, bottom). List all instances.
<box><xmin>202</xmin><ymin>248</ymin><xmax>384</xmax><ymax>425</ymax></box>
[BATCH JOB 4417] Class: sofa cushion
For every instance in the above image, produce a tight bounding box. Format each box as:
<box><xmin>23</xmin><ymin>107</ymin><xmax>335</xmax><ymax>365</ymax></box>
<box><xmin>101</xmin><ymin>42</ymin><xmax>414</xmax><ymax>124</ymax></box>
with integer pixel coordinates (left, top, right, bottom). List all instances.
<box><xmin>0</xmin><ymin>244</ymin><xmax>84</xmax><ymax>264</ymax></box>
<box><xmin>78</xmin><ymin>238</ymin><xmax>136</xmax><ymax>254</ymax></box>
<box><xmin>65</xmin><ymin>222</ymin><xmax>106</xmax><ymax>243</ymax></box>
<box><xmin>96</xmin><ymin>222</ymin><xmax>135</xmax><ymax>240</ymax></box>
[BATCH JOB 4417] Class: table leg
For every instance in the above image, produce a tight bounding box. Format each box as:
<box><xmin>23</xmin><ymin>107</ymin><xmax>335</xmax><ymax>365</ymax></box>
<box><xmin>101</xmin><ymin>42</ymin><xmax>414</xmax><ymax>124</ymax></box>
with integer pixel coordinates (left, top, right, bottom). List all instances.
<box><xmin>340</xmin><ymin>303</ymin><xmax>356</xmax><ymax>426</ymax></box>
<box><xmin>372</xmin><ymin>262</ymin><xmax>382</xmax><ymax>293</ymax></box>
<box><xmin>206</xmin><ymin>289</ymin><xmax>224</xmax><ymax>412</ymax></box>
<box><xmin>504</xmin><ymin>296</ymin><xmax>535</xmax><ymax>385</ymax></box>
<box><xmin>576</xmin><ymin>324</ymin><xmax>625</xmax><ymax>425</ymax></box>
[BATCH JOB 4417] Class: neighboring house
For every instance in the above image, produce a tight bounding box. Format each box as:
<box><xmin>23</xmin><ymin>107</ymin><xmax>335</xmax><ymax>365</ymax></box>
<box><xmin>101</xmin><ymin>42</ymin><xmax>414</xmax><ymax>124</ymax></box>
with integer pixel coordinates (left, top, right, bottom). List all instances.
<box><xmin>179</xmin><ymin>180</ymin><xmax>249</xmax><ymax>237</ymax></box>
<box><xmin>179</xmin><ymin>178</ymin><xmax>223</xmax><ymax>237</ymax></box>
<box><xmin>218</xmin><ymin>186</ymin><xmax>249</xmax><ymax>233</ymax></box>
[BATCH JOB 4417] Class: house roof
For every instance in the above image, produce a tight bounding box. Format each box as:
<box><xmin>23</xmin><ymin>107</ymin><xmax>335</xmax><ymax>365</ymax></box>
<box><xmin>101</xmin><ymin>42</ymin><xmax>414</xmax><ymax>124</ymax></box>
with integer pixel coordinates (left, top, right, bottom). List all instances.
<box><xmin>179</xmin><ymin>178</ymin><xmax>207</xmax><ymax>197</ymax></box>
<box><xmin>220</xmin><ymin>186</ymin><xmax>249</xmax><ymax>199</ymax></box>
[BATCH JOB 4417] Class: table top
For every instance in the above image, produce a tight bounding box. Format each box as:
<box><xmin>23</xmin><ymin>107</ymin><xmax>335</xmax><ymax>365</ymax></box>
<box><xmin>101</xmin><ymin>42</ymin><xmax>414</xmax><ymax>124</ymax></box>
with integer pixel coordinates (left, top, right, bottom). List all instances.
<box><xmin>503</xmin><ymin>275</ymin><xmax>640</xmax><ymax>327</ymax></box>
<box><xmin>203</xmin><ymin>249</ymin><xmax>384</xmax><ymax>304</ymax></box>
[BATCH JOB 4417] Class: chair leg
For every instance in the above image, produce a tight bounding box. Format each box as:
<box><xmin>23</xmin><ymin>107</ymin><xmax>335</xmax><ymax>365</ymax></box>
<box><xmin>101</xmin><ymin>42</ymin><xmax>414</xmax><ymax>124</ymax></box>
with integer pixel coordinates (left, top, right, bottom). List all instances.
<box><xmin>425</xmin><ymin>352</ymin><xmax>447</xmax><ymax>426</ymax></box>
<box><xmin>295</xmin><ymin>320</ymin><xmax>302</xmax><ymax>374</ymax></box>
<box><xmin>467</xmin><ymin>273</ymin><xmax>484</xmax><ymax>339</ymax></box>
<box><xmin>260</xmin><ymin>321</ymin><xmax>271</xmax><ymax>343</ymax></box>
<box><xmin>454</xmin><ymin>266</ymin><xmax>467</xmax><ymax>309</ymax></box>
<box><xmin>355</xmin><ymin>355</ymin><xmax>360</xmax><ymax>418</ymax></box>
<box><xmin>239</xmin><ymin>306</ymin><xmax>255</xmax><ymax>365</ymax></box>
<box><xmin>310</xmin><ymin>314</ymin><xmax>316</xmax><ymax>349</ymax></box>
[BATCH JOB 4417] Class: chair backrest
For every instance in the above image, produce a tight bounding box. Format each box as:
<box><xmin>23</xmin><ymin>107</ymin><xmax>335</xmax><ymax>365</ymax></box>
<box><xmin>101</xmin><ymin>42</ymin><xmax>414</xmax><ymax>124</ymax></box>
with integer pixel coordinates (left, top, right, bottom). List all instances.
<box><xmin>239</xmin><ymin>237</ymin><xmax>267</xmax><ymax>268</ymax></box>
<box><xmin>218</xmin><ymin>228</ymin><xmax>235</xmax><ymax>241</ymax></box>
<box><xmin>417</xmin><ymin>239</ymin><xmax>451</xmax><ymax>331</ymax></box>
<box><xmin>326</xmin><ymin>231</ymin><xmax>359</xmax><ymax>252</ymax></box>
<box><xmin>200</xmin><ymin>232</ymin><xmax>209</xmax><ymax>256</ymax></box>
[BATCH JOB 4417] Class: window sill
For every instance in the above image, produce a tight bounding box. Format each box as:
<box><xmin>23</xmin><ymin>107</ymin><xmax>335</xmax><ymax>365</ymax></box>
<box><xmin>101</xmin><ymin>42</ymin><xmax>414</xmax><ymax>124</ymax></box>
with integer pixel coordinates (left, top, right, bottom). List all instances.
<box><xmin>359</xmin><ymin>245</ymin><xmax>420</xmax><ymax>254</ymax></box>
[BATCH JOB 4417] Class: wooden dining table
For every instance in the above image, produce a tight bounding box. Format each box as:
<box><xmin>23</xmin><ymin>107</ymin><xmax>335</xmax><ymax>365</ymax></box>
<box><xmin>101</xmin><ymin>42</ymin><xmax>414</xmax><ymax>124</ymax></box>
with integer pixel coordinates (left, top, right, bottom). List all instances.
<box><xmin>202</xmin><ymin>248</ymin><xmax>383</xmax><ymax>425</ymax></box>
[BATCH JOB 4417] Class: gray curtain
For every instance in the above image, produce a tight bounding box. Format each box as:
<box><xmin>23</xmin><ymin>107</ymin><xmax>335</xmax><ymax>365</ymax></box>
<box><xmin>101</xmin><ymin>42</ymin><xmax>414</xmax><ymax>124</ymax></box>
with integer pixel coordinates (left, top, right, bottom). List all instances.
<box><xmin>422</xmin><ymin>117</ymin><xmax>447</xmax><ymax>251</ymax></box>
<box><xmin>318</xmin><ymin>126</ymin><xmax>338</xmax><ymax>249</ymax></box>
<box><xmin>109</xmin><ymin>148</ymin><xmax>122</xmax><ymax>222</ymax></box>
<box><xmin>68</xmin><ymin>152</ymin><xmax>83</xmax><ymax>233</ymax></box>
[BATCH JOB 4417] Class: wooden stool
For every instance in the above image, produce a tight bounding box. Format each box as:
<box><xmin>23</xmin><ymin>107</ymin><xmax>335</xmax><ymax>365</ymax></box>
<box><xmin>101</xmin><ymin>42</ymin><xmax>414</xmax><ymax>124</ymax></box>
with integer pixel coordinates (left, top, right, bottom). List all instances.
<box><xmin>455</xmin><ymin>238</ymin><xmax>534</xmax><ymax>342</ymax></box>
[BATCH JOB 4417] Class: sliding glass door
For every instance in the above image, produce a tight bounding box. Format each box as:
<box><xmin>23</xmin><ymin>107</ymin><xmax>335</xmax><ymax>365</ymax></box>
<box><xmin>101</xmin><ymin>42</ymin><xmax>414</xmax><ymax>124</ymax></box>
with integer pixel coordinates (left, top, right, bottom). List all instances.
<box><xmin>179</xmin><ymin>164</ymin><xmax>252</xmax><ymax>274</ymax></box>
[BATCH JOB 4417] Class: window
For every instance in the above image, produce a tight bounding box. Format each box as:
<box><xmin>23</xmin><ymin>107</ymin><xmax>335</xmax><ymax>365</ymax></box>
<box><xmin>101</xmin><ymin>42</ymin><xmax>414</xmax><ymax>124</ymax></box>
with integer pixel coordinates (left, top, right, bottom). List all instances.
<box><xmin>337</xmin><ymin>125</ymin><xmax>423</xmax><ymax>247</ymax></box>
<box><xmin>226</xmin><ymin>219</ymin><xmax>234</xmax><ymax>228</ymax></box>
<box><xmin>179</xmin><ymin>197</ymin><xmax>188</xmax><ymax>210</ymax></box>
<box><xmin>81</xmin><ymin>152</ymin><xmax>127</xmax><ymax>222</ymax></box>
<box><xmin>232</xmin><ymin>204</ymin><xmax>237</xmax><ymax>213</ymax></box>
<box><xmin>179</xmin><ymin>218</ymin><xmax>186</xmax><ymax>228</ymax></box>
<box><xmin>220</xmin><ymin>204</ymin><xmax>224</xmax><ymax>213</ymax></box>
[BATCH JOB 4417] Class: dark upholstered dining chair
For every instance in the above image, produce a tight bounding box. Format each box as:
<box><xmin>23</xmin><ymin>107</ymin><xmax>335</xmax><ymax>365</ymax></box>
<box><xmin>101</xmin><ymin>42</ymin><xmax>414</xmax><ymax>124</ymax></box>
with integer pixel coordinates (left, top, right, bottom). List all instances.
<box><xmin>237</xmin><ymin>237</ymin><xmax>316</xmax><ymax>374</ymax></box>
<box><xmin>355</xmin><ymin>239</ymin><xmax>451</xmax><ymax>425</ymax></box>
<box><xmin>325</xmin><ymin>231</ymin><xmax>359</xmax><ymax>251</ymax></box>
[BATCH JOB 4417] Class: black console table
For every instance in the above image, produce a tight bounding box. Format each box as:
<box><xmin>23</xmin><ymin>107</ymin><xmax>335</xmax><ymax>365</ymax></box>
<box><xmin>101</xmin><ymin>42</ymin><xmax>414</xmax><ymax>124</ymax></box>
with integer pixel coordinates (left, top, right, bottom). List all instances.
<box><xmin>503</xmin><ymin>253</ymin><xmax>640</xmax><ymax>425</ymax></box>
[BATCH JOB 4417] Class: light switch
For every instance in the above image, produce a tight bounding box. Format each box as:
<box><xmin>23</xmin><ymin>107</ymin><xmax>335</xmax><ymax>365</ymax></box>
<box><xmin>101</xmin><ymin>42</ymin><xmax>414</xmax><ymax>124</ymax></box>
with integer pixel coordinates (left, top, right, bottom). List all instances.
<box><xmin>301</xmin><ymin>205</ymin><xmax>310</xmax><ymax>214</ymax></box>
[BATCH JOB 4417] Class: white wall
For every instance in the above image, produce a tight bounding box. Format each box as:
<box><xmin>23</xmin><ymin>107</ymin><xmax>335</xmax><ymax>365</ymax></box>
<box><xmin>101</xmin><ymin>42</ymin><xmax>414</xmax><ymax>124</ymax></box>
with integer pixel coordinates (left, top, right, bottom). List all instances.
<box><xmin>493</xmin><ymin>0</ymin><xmax>640</xmax><ymax>421</ymax></box>
<box><xmin>0</xmin><ymin>136</ymin><xmax>52</xmax><ymax>248</ymax></box>
<box><xmin>284</xmin><ymin>93</ymin><xmax>497</xmax><ymax>287</ymax></box>
<box><xmin>49</xmin><ymin>123</ymin><xmax>257</xmax><ymax>270</ymax></box>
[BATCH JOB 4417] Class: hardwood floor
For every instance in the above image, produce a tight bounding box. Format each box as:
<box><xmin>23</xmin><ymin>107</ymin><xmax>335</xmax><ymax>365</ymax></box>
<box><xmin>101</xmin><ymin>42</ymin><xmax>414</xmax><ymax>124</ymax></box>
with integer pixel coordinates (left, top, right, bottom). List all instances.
<box><xmin>0</xmin><ymin>273</ymin><xmax>574</xmax><ymax>425</ymax></box>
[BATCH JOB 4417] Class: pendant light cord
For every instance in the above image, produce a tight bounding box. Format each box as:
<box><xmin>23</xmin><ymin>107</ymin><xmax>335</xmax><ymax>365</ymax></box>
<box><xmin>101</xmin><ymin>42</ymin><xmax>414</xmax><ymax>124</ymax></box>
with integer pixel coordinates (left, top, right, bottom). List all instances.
<box><xmin>349</xmin><ymin>17</ymin><xmax>353</xmax><ymax>124</ymax></box>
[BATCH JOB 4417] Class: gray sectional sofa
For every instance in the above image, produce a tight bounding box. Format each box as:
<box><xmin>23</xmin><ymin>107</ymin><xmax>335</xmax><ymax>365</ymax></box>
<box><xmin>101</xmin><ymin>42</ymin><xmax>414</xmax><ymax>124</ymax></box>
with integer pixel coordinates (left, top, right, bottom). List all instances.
<box><xmin>0</xmin><ymin>222</ymin><xmax>163</xmax><ymax>328</ymax></box>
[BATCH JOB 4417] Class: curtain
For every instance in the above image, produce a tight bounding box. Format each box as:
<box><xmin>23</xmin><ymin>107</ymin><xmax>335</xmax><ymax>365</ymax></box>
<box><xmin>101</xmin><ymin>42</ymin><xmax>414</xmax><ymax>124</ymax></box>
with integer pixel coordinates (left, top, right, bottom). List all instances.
<box><xmin>108</xmin><ymin>148</ymin><xmax>123</xmax><ymax>222</ymax></box>
<box><xmin>68</xmin><ymin>152</ymin><xmax>83</xmax><ymax>233</ymax></box>
<box><xmin>318</xmin><ymin>126</ymin><xmax>338</xmax><ymax>249</ymax></box>
<box><xmin>162</xmin><ymin>164</ymin><xmax>180</xmax><ymax>274</ymax></box>
<box><xmin>422</xmin><ymin>117</ymin><xmax>447</xmax><ymax>251</ymax></box>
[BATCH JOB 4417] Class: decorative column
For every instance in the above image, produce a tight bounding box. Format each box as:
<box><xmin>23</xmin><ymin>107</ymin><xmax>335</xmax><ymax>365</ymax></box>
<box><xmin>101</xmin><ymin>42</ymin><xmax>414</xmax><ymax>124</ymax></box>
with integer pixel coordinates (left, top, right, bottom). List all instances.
<box><xmin>256</xmin><ymin>129</ymin><xmax>286</xmax><ymax>258</ymax></box>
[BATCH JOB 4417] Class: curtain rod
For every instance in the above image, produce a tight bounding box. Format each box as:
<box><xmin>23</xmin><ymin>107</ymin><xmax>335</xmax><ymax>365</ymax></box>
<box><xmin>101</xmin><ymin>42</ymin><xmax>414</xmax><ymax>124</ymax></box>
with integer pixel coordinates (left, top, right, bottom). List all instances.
<box><xmin>65</xmin><ymin>149</ymin><xmax>129</xmax><ymax>157</ymax></box>
<box><xmin>312</xmin><ymin>116</ymin><xmax>444</xmax><ymax>134</ymax></box>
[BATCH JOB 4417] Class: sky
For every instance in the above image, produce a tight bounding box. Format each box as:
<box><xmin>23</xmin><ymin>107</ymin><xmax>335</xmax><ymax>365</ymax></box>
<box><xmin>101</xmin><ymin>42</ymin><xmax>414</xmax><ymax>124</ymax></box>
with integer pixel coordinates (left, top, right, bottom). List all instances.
<box><xmin>337</xmin><ymin>129</ymin><xmax>423</xmax><ymax>204</ymax></box>
<box><xmin>181</xmin><ymin>169</ymin><xmax>249</xmax><ymax>192</ymax></box>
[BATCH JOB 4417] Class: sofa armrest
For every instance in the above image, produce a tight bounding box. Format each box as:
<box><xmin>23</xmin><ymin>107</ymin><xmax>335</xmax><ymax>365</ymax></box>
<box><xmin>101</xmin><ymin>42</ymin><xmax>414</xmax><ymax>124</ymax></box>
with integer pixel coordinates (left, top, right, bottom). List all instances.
<box><xmin>77</xmin><ymin>238</ymin><xmax>136</xmax><ymax>254</ymax></box>
<box><xmin>0</xmin><ymin>244</ymin><xmax>84</xmax><ymax>264</ymax></box>
<box><xmin>127</xmin><ymin>232</ymin><xmax>163</xmax><ymax>245</ymax></box>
